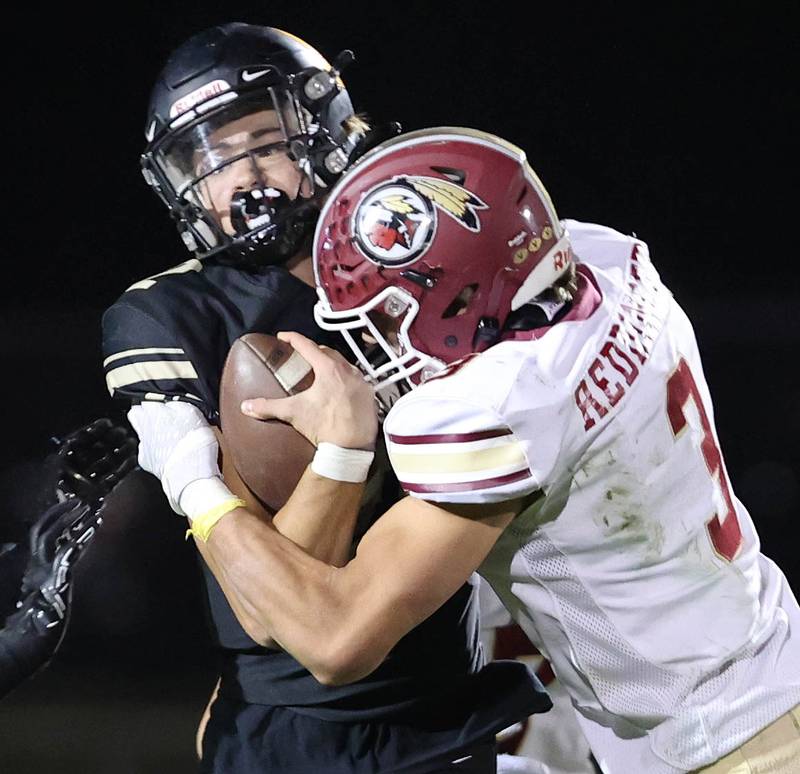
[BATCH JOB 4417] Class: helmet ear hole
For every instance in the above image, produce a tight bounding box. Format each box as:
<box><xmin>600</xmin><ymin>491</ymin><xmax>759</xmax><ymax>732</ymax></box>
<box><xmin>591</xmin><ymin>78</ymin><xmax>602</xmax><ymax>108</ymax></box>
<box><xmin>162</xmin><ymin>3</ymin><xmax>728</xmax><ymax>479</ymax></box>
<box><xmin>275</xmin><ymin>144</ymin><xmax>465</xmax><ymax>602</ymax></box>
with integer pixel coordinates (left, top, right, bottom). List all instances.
<box><xmin>442</xmin><ymin>283</ymin><xmax>479</xmax><ymax>319</ymax></box>
<box><xmin>429</xmin><ymin>166</ymin><xmax>466</xmax><ymax>185</ymax></box>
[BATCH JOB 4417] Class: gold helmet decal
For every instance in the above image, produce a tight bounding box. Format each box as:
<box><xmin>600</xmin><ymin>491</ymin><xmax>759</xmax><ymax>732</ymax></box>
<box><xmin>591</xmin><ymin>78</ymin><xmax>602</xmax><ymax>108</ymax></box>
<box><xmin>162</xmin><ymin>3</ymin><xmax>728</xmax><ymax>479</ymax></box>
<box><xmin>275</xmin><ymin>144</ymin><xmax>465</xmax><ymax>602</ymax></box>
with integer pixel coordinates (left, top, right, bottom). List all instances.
<box><xmin>409</xmin><ymin>177</ymin><xmax>487</xmax><ymax>232</ymax></box>
<box><xmin>353</xmin><ymin>176</ymin><xmax>488</xmax><ymax>267</ymax></box>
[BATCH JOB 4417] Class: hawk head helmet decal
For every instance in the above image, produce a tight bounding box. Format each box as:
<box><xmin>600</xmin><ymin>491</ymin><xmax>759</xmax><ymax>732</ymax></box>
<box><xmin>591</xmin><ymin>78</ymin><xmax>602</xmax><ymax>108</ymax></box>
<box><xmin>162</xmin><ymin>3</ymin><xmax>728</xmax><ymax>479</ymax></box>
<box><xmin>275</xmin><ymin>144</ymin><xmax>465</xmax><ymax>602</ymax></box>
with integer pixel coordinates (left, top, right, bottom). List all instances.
<box><xmin>354</xmin><ymin>182</ymin><xmax>435</xmax><ymax>266</ymax></box>
<box><xmin>354</xmin><ymin>176</ymin><xmax>488</xmax><ymax>268</ymax></box>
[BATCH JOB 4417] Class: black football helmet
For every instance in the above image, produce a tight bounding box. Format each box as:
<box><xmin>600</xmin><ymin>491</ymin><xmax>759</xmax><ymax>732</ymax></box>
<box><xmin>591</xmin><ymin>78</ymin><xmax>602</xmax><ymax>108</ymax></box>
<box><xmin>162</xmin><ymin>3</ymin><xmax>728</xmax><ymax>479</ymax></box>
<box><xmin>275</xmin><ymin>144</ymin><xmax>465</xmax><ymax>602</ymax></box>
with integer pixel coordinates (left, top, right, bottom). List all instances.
<box><xmin>141</xmin><ymin>23</ymin><xmax>365</xmax><ymax>265</ymax></box>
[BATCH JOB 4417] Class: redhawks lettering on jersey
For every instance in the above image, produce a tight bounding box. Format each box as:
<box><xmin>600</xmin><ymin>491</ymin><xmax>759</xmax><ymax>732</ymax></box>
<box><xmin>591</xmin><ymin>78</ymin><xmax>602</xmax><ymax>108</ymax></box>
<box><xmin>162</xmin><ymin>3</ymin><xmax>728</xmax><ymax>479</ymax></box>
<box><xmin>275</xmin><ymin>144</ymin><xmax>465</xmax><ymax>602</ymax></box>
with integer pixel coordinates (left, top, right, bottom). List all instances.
<box><xmin>574</xmin><ymin>242</ymin><xmax>664</xmax><ymax>431</ymax></box>
<box><xmin>386</xmin><ymin>427</ymin><xmax>531</xmax><ymax>494</ymax></box>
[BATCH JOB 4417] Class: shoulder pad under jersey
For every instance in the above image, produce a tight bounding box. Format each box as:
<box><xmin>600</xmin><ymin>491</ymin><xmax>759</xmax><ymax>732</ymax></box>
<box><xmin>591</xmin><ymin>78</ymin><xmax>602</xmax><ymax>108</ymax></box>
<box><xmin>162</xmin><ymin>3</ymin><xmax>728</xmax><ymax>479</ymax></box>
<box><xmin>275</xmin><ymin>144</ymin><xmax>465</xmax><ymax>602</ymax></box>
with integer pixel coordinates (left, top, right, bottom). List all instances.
<box><xmin>384</xmin><ymin>354</ymin><xmax>541</xmax><ymax>504</ymax></box>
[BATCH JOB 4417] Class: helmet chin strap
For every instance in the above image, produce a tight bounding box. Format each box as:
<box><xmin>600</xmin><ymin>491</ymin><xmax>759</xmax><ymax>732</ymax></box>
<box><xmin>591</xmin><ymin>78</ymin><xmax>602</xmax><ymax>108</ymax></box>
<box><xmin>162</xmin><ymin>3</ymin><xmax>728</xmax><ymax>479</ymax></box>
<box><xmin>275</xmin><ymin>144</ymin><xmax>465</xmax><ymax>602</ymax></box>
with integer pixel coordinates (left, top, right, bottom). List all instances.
<box><xmin>473</xmin><ymin>267</ymin><xmax>518</xmax><ymax>351</ymax></box>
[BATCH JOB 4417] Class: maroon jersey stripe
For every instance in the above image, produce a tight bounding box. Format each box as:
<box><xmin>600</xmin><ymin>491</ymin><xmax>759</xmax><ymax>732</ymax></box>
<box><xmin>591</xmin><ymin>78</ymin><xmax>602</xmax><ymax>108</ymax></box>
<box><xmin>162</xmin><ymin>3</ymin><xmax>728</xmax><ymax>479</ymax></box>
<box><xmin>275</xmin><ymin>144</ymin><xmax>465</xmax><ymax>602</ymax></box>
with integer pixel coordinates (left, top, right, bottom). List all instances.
<box><xmin>400</xmin><ymin>467</ymin><xmax>530</xmax><ymax>493</ymax></box>
<box><xmin>388</xmin><ymin>427</ymin><xmax>513</xmax><ymax>445</ymax></box>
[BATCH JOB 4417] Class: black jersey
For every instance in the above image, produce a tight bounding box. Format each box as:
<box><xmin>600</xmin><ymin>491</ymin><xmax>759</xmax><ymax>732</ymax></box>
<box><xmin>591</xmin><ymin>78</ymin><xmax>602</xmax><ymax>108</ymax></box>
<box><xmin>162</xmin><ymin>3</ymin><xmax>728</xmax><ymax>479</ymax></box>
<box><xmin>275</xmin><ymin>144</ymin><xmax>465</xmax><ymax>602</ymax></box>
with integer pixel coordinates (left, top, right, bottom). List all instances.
<box><xmin>101</xmin><ymin>257</ymin><xmax>338</xmax><ymax>422</ymax></box>
<box><xmin>101</xmin><ymin>256</ymin><xmax>548</xmax><ymax>729</ymax></box>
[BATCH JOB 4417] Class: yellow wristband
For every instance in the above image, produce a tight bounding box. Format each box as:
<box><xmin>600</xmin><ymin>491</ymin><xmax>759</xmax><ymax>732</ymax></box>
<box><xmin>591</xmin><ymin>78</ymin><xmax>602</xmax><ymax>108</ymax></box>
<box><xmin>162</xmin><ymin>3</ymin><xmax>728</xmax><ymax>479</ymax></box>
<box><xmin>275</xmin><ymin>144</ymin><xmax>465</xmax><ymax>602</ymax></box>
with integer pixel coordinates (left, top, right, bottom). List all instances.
<box><xmin>185</xmin><ymin>498</ymin><xmax>246</xmax><ymax>543</ymax></box>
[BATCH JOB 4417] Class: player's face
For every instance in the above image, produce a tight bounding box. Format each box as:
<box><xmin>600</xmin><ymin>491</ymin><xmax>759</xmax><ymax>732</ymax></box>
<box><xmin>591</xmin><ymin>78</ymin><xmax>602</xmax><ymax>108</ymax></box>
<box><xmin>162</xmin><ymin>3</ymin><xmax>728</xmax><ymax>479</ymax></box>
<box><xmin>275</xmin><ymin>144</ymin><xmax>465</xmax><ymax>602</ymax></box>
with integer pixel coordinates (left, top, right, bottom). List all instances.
<box><xmin>363</xmin><ymin>309</ymin><xmax>402</xmax><ymax>352</ymax></box>
<box><xmin>194</xmin><ymin>109</ymin><xmax>311</xmax><ymax>236</ymax></box>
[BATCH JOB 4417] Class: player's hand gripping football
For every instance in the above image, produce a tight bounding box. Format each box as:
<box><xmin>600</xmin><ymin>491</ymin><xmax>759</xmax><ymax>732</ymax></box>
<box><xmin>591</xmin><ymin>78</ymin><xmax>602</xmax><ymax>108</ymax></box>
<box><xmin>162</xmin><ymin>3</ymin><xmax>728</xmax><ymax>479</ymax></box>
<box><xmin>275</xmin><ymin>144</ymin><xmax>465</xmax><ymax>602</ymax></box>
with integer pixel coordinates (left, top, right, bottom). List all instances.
<box><xmin>241</xmin><ymin>331</ymin><xmax>379</xmax><ymax>450</ymax></box>
<box><xmin>0</xmin><ymin>418</ymin><xmax>138</xmax><ymax>699</ymax></box>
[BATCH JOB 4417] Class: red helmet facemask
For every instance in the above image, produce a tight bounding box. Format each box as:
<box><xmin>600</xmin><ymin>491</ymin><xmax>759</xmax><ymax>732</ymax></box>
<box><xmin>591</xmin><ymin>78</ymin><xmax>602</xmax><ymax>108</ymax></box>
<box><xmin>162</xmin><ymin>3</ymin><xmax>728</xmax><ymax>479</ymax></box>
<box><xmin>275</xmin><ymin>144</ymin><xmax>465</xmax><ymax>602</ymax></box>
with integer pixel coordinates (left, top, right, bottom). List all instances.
<box><xmin>313</xmin><ymin>128</ymin><xmax>573</xmax><ymax>392</ymax></box>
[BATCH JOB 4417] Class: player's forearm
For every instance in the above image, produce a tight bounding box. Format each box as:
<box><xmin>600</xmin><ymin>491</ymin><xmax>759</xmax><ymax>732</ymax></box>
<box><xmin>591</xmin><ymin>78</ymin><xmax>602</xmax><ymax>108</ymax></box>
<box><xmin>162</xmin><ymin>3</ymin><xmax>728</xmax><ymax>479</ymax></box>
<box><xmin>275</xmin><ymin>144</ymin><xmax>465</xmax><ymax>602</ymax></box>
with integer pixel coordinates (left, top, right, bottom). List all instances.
<box><xmin>197</xmin><ymin>483</ymin><xmax>518</xmax><ymax>685</ymax></box>
<box><xmin>271</xmin><ymin>469</ymin><xmax>359</xmax><ymax>567</ymax></box>
<box><xmin>195</xmin><ymin>464</ymin><xmax>361</xmax><ymax>649</ymax></box>
<box><xmin>219</xmin><ymin>430</ymin><xmax>358</xmax><ymax>567</ymax></box>
<box><xmin>200</xmin><ymin>468</ymin><xmax>371</xmax><ymax>682</ymax></box>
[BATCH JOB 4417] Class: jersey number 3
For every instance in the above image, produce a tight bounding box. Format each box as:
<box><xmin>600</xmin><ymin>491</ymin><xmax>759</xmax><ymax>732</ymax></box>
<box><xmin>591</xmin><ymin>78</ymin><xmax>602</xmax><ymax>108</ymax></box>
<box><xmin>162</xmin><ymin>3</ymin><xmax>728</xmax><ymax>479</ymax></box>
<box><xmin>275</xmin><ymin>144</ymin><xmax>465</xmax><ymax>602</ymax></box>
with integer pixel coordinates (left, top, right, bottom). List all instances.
<box><xmin>667</xmin><ymin>357</ymin><xmax>743</xmax><ymax>562</ymax></box>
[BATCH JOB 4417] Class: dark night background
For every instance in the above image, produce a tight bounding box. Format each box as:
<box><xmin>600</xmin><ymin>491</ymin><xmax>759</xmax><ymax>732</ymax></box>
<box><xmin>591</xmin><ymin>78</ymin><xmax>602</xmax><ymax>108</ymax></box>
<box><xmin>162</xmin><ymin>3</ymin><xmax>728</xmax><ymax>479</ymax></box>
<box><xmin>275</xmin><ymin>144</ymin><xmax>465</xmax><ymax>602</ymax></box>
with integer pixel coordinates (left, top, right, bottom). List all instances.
<box><xmin>0</xmin><ymin>3</ymin><xmax>797</xmax><ymax>772</ymax></box>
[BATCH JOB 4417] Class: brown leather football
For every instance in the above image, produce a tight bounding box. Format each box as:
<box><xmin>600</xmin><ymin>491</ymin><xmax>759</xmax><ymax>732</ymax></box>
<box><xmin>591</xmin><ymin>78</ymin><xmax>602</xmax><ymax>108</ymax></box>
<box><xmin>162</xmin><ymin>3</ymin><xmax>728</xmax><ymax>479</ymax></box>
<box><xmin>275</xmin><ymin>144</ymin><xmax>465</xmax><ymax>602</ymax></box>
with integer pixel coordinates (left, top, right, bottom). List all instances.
<box><xmin>219</xmin><ymin>333</ymin><xmax>315</xmax><ymax>514</ymax></box>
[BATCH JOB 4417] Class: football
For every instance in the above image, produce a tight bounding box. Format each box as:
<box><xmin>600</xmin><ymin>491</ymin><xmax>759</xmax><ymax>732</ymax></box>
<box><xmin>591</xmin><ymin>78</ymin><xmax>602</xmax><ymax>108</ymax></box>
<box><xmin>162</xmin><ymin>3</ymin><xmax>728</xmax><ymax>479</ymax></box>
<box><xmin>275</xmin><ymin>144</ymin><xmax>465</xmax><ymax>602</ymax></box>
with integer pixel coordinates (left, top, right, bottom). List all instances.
<box><xmin>219</xmin><ymin>333</ymin><xmax>315</xmax><ymax>514</ymax></box>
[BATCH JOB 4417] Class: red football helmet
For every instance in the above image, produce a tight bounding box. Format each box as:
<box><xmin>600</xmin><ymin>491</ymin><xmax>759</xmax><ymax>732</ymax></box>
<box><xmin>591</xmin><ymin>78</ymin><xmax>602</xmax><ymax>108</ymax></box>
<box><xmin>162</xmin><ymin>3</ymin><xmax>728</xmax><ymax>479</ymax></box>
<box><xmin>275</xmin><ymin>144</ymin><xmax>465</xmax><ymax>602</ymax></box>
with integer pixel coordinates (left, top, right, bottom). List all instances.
<box><xmin>313</xmin><ymin>127</ymin><xmax>573</xmax><ymax>390</ymax></box>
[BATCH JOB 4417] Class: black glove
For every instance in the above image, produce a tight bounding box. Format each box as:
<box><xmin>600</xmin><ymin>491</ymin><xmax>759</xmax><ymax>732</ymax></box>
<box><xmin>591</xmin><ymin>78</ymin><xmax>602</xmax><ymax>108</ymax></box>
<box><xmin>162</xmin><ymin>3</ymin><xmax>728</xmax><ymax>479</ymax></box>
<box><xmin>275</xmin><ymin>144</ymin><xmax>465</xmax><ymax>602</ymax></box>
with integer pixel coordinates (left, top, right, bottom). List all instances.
<box><xmin>0</xmin><ymin>498</ymin><xmax>92</xmax><ymax>698</ymax></box>
<box><xmin>0</xmin><ymin>418</ymin><xmax>137</xmax><ymax>699</ymax></box>
<box><xmin>53</xmin><ymin>416</ymin><xmax>138</xmax><ymax>503</ymax></box>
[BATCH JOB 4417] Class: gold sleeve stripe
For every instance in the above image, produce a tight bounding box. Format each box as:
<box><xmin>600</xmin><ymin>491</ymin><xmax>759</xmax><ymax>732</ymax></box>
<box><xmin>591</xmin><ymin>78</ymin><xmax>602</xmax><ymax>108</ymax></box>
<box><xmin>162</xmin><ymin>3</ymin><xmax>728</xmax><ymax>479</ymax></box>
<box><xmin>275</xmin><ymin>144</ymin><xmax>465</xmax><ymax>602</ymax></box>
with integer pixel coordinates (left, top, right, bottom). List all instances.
<box><xmin>143</xmin><ymin>392</ymin><xmax>204</xmax><ymax>404</ymax></box>
<box><xmin>389</xmin><ymin>441</ymin><xmax>527</xmax><ymax>476</ymax></box>
<box><xmin>125</xmin><ymin>259</ymin><xmax>203</xmax><ymax>292</ymax></box>
<box><xmin>103</xmin><ymin>347</ymin><xmax>186</xmax><ymax>368</ymax></box>
<box><xmin>105</xmin><ymin>360</ymin><xmax>199</xmax><ymax>394</ymax></box>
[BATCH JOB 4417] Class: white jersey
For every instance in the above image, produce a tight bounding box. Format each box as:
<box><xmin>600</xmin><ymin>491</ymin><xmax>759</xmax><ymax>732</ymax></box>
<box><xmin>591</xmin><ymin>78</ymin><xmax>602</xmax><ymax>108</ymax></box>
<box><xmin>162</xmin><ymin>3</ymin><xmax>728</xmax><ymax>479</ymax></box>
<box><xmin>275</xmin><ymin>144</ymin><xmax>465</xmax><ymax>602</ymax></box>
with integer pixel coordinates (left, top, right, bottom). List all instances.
<box><xmin>383</xmin><ymin>220</ymin><xmax>800</xmax><ymax>773</ymax></box>
<box><xmin>478</xmin><ymin>578</ymin><xmax>597</xmax><ymax>774</ymax></box>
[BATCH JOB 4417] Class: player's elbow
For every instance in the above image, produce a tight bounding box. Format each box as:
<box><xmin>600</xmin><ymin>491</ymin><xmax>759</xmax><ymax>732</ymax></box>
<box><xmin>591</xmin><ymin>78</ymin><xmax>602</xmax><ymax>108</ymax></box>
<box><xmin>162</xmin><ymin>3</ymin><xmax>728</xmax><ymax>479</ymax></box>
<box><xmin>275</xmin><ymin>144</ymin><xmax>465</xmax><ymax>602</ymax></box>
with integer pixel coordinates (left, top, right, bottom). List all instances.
<box><xmin>237</xmin><ymin>615</ymin><xmax>279</xmax><ymax>650</ymax></box>
<box><xmin>312</xmin><ymin>659</ymin><xmax>372</xmax><ymax>687</ymax></box>
<box><xmin>312</xmin><ymin>658</ymin><xmax>369</xmax><ymax>687</ymax></box>
<box><xmin>250</xmin><ymin>631</ymin><xmax>280</xmax><ymax>650</ymax></box>
<box><xmin>310</xmin><ymin>632</ymin><xmax>387</xmax><ymax>687</ymax></box>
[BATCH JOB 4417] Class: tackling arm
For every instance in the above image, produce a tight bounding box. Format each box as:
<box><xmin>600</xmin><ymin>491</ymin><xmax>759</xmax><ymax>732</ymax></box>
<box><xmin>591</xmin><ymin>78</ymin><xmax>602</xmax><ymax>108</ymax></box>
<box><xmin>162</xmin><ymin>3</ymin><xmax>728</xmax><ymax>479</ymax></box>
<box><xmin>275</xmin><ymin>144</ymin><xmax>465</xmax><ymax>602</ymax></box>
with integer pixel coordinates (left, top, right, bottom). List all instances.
<box><xmin>197</xmin><ymin>436</ymin><xmax>365</xmax><ymax>648</ymax></box>
<box><xmin>202</xmin><ymin>493</ymin><xmax>519</xmax><ymax>685</ymax></box>
<box><xmin>132</xmin><ymin>331</ymin><xmax>523</xmax><ymax>684</ymax></box>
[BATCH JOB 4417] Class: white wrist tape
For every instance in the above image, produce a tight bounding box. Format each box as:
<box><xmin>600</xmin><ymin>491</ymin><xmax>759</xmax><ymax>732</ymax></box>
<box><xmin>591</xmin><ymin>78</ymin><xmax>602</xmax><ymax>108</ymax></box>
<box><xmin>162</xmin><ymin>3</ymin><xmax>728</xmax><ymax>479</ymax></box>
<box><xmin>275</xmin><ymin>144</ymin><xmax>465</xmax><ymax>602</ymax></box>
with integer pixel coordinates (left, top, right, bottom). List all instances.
<box><xmin>311</xmin><ymin>442</ymin><xmax>374</xmax><ymax>483</ymax></box>
<box><xmin>161</xmin><ymin>425</ymin><xmax>221</xmax><ymax>516</ymax></box>
<box><xmin>179</xmin><ymin>477</ymin><xmax>238</xmax><ymax>524</ymax></box>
